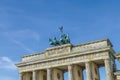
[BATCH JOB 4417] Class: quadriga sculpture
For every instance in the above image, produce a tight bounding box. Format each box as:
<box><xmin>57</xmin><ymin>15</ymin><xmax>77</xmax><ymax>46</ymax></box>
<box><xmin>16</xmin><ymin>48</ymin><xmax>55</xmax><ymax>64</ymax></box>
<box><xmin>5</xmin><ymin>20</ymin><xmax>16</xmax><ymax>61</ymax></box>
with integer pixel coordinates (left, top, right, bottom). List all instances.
<box><xmin>49</xmin><ymin>27</ymin><xmax>70</xmax><ymax>46</ymax></box>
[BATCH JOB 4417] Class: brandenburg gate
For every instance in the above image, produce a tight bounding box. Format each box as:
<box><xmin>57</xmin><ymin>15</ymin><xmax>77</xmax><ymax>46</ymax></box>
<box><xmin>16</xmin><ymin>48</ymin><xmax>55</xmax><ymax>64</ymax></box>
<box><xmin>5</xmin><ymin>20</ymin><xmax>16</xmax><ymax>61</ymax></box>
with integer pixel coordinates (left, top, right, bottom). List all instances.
<box><xmin>16</xmin><ymin>27</ymin><xmax>120</xmax><ymax>80</ymax></box>
<box><xmin>17</xmin><ymin>38</ymin><xmax>118</xmax><ymax>80</ymax></box>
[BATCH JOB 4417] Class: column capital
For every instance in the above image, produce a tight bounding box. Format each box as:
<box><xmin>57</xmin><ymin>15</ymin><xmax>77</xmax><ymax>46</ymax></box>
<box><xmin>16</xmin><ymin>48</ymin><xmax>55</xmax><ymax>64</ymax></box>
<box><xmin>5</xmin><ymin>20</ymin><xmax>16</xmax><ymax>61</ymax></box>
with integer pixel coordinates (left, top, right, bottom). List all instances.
<box><xmin>68</xmin><ymin>64</ymin><xmax>73</xmax><ymax>70</ymax></box>
<box><xmin>32</xmin><ymin>70</ymin><xmax>37</xmax><ymax>72</ymax></box>
<box><xmin>85</xmin><ymin>61</ymin><xmax>92</xmax><ymax>63</ymax></box>
<box><xmin>105</xmin><ymin>58</ymin><xmax>111</xmax><ymax>60</ymax></box>
<box><xmin>47</xmin><ymin>67</ymin><xmax>51</xmax><ymax>68</ymax></box>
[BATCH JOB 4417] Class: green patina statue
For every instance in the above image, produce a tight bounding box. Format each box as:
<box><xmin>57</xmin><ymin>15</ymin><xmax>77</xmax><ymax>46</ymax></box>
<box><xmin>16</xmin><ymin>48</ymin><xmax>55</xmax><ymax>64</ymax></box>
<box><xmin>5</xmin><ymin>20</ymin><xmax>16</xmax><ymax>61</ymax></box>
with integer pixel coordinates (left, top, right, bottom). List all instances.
<box><xmin>49</xmin><ymin>37</ymin><xmax>60</xmax><ymax>46</ymax></box>
<box><xmin>49</xmin><ymin>27</ymin><xmax>70</xmax><ymax>46</ymax></box>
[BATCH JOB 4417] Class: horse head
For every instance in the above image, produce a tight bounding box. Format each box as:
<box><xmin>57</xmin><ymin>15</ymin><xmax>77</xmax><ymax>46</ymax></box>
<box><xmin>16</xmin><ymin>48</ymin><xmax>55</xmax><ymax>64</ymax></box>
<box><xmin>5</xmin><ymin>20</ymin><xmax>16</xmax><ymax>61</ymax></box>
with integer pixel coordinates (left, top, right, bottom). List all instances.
<box><xmin>49</xmin><ymin>38</ymin><xmax>54</xmax><ymax>45</ymax></box>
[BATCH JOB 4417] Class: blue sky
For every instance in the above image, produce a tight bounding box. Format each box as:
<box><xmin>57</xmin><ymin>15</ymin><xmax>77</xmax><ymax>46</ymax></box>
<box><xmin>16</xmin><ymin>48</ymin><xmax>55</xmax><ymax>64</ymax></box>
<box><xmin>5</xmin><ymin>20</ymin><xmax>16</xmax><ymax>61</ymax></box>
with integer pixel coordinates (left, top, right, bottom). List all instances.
<box><xmin>0</xmin><ymin>0</ymin><xmax>120</xmax><ymax>80</ymax></box>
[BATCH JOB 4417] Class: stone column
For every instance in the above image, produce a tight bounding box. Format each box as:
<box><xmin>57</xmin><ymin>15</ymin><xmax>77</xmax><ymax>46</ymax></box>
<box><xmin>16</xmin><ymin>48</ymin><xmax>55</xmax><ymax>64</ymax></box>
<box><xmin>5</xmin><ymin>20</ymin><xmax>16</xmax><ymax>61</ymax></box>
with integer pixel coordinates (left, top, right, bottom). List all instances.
<box><xmin>47</xmin><ymin>68</ymin><xmax>52</xmax><ymax>80</ymax></box>
<box><xmin>52</xmin><ymin>68</ymin><xmax>64</xmax><ymax>80</ymax></box>
<box><xmin>33</xmin><ymin>71</ymin><xmax>36</xmax><ymax>80</ymax></box>
<box><xmin>104</xmin><ymin>59</ymin><xmax>113</xmax><ymax>80</ymax></box>
<box><xmin>73</xmin><ymin>65</ymin><xmax>83</xmax><ymax>80</ymax></box>
<box><xmin>68</xmin><ymin>65</ymin><xmax>74</xmax><ymax>80</ymax></box>
<box><xmin>19</xmin><ymin>73</ymin><xmax>22</xmax><ymax>80</ymax></box>
<box><xmin>85</xmin><ymin>62</ymin><xmax>93</xmax><ymax>80</ymax></box>
<box><xmin>91</xmin><ymin>62</ymin><xmax>100</xmax><ymax>80</ymax></box>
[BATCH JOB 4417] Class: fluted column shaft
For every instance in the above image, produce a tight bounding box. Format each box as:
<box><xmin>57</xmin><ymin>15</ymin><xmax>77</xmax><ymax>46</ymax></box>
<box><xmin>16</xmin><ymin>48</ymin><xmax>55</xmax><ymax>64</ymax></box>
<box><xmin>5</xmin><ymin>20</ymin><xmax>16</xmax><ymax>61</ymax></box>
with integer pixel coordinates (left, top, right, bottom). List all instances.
<box><xmin>85</xmin><ymin>62</ymin><xmax>92</xmax><ymax>80</ymax></box>
<box><xmin>47</xmin><ymin>68</ymin><xmax>52</xmax><ymax>80</ymax></box>
<box><xmin>104</xmin><ymin>59</ymin><xmax>113</xmax><ymax>80</ymax></box>
<box><xmin>33</xmin><ymin>71</ymin><xmax>36</xmax><ymax>80</ymax></box>
<box><xmin>68</xmin><ymin>65</ymin><xmax>74</xmax><ymax>80</ymax></box>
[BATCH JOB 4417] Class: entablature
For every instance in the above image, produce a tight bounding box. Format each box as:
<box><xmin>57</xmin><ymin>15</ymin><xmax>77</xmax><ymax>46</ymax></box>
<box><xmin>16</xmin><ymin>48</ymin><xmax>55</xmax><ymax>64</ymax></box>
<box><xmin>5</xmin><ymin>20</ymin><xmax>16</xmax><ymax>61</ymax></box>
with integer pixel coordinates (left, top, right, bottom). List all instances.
<box><xmin>21</xmin><ymin>39</ymin><xmax>112</xmax><ymax>62</ymax></box>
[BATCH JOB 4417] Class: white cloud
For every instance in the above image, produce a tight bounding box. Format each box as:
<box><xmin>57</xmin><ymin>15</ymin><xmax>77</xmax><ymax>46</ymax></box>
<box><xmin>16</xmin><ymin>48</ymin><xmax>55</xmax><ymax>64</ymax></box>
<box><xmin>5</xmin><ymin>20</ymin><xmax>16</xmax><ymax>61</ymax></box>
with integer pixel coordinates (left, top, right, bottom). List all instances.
<box><xmin>0</xmin><ymin>56</ymin><xmax>17</xmax><ymax>70</ymax></box>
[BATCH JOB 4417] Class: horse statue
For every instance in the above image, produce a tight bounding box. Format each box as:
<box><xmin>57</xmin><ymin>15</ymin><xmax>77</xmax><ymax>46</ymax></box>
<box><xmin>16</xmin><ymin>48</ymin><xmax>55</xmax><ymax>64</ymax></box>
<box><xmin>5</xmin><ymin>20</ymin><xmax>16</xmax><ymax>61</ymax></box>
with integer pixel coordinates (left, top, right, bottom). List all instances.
<box><xmin>65</xmin><ymin>34</ymin><xmax>70</xmax><ymax>43</ymax></box>
<box><xmin>53</xmin><ymin>37</ymin><xmax>60</xmax><ymax>46</ymax></box>
<box><xmin>49</xmin><ymin>37</ymin><xmax>60</xmax><ymax>46</ymax></box>
<box><xmin>49</xmin><ymin>38</ymin><xmax>54</xmax><ymax>45</ymax></box>
<box><xmin>60</xmin><ymin>33</ymin><xmax>70</xmax><ymax>44</ymax></box>
<box><xmin>60</xmin><ymin>34</ymin><xmax>66</xmax><ymax>44</ymax></box>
